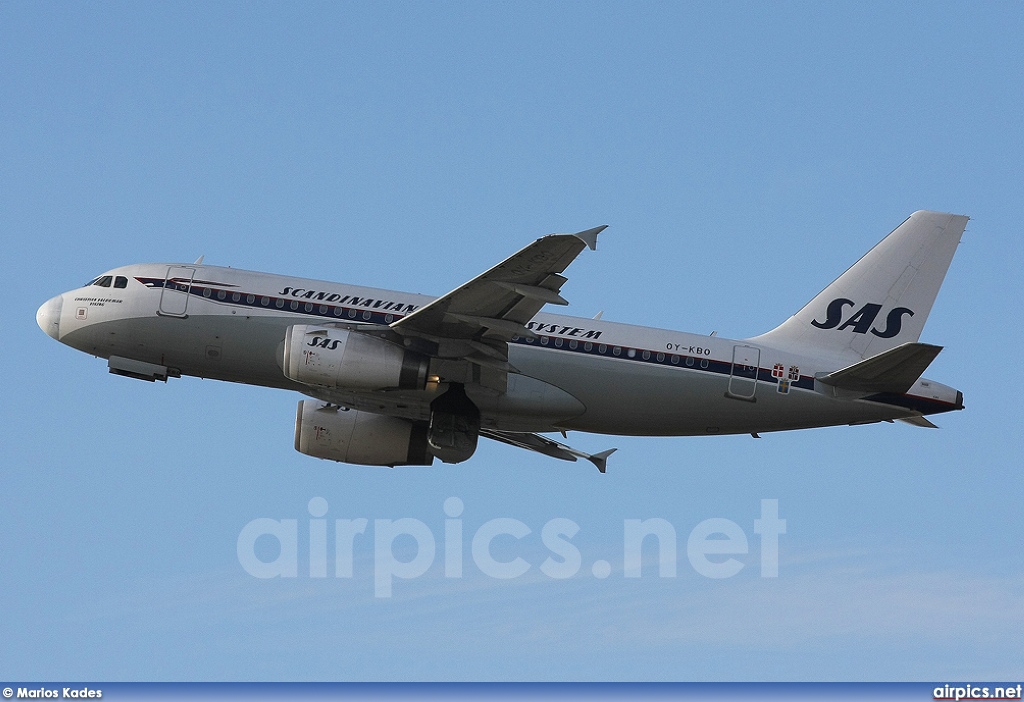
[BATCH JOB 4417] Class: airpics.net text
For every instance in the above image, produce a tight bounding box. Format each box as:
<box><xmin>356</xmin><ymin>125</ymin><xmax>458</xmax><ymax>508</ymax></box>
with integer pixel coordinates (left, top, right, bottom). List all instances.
<box><xmin>237</xmin><ymin>498</ymin><xmax>786</xmax><ymax>597</ymax></box>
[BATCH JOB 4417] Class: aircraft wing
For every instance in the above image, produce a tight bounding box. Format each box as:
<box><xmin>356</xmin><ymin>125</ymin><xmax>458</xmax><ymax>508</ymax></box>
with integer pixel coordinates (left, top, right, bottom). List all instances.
<box><xmin>480</xmin><ymin>428</ymin><xmax>616</xmax><ymax>473</ymax></box>
<box><xmin>391</xmin><ymin>226</ymin><xmax>606</xmax><ymax>345</ymax></box>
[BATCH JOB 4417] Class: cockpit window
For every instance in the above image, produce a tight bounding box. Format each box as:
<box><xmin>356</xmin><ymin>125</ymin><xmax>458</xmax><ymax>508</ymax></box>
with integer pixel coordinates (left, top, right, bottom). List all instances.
<box><xmin>114</xmin><ymin>276</ymin><xmax>128</xmax><ymax>288</ymax></box>
<box><xmin>94</xmin><ymin>275</ymin><xmax>113</xmax><ymax>288</ymax></box>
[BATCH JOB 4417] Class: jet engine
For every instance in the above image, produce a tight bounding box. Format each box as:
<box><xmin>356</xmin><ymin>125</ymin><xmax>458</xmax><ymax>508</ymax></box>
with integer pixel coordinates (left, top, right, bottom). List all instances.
<box><xmin>283</xmin><ymin>325</ymin><xmax>428</xmax><ymax>390</ymax></box>
<box><xmin>294</xmin><ymin>401</ymin><xmax>433</xmax><ymax>466</ymax></box>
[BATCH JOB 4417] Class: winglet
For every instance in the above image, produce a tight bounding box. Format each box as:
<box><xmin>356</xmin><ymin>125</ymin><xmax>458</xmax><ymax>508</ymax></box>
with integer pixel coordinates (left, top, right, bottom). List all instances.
<box><xmin>588</xmin><ymin>448</ymin><xmax>617</xmax><ymax>474</ymax></box>
<box><xmin>572</xmin><ymin>225</ymin><xmax>608</xmax><ymax>251</ymax></box>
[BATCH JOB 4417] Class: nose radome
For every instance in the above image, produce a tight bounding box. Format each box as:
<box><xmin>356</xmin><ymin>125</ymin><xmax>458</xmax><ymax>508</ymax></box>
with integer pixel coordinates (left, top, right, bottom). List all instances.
<box><xmin>36</xmin><ymin>295</ymin><xmax>63</xmax><ymax>340</ymax></box>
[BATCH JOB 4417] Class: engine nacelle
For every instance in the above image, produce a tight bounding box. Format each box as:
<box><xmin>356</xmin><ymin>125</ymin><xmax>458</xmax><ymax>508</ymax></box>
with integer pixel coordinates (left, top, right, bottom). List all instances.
<box><xmin>283</xmin><ymin>325</ymin><xmax>428</xmax><ymax>390</ymax></box>
<box><xmin>294</xmin><ymin>401</ymin><xmax>434</xmax><ymax>467</ymax></box>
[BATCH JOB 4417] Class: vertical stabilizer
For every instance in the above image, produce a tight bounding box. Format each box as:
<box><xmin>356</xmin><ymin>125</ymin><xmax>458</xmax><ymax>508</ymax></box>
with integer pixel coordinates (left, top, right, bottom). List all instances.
<box><xmin>748</xmin><ymin>211</ymin><xmax>968</xmax><ymax>361</ymax></box>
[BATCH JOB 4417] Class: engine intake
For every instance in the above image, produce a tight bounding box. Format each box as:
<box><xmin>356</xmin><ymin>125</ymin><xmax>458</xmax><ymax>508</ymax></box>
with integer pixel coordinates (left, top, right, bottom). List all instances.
<box><xmin>294</xmin><ymin>401</ymin><xmax>433</xmax><ymax>466</ymax></box>
<box><xmin>283</xmin><ymin>325</ymin><xmax>428</xmax><ymax>390</ymax></box>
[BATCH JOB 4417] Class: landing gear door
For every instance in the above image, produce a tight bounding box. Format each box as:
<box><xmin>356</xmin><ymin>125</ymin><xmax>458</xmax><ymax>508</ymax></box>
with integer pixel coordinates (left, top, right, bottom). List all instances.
<box><xmin>158</xmin><ymin>266</ymin><xmax>195</xmax><ymax>317</ymax></box>
<box><xmin>727</xmin><ymin>344</ymin><xmax>760</xmax><ymax>401</ymax></box>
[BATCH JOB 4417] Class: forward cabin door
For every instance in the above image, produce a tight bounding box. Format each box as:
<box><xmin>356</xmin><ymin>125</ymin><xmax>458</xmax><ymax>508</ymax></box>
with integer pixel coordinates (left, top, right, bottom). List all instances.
<box><xmin>158</xmin><ymin>266</ymin><xmax>196</xmax><ymax>317</ymax></box>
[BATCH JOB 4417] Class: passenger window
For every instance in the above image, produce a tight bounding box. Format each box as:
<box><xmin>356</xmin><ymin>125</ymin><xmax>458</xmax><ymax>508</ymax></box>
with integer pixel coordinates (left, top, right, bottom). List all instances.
<box><xmin>95</xmin><ymin>276</ymin><xmax>112</xmax><ymax>287</ymax></box>
<box><xmin>114</xmin><ymin>276</ymin><xmax>128</xmax><ymax>288</ymax></box>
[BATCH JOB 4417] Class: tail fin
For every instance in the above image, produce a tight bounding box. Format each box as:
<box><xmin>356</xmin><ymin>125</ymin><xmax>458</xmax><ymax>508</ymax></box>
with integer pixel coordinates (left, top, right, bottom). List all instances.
<box><xmin>748</xmin><ymin>211</ymin><xmax>968</xmax><ymax>361</ymax></box>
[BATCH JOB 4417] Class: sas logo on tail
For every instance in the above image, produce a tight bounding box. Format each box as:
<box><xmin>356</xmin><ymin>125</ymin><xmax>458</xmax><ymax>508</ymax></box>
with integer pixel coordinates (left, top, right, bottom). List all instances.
<box><xmin>811</xmin><ymin>299</ymin><xmax>914</xmax><ymax>338</ymax></box>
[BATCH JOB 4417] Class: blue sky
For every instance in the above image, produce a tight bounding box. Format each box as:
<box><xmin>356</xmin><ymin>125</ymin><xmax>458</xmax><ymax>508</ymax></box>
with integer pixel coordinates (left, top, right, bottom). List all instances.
<box><xmin>2</xmin><ymin>1</ymin><xmax>1022</xmax><ymax>682</ymax></box>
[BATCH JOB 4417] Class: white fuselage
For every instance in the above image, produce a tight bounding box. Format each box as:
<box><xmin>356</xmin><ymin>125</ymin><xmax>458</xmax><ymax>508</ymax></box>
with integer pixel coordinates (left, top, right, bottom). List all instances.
<box><xmin>37</xmin><ymin>263</ymin><xmax>963</xmax><ymax>438</ymax></box>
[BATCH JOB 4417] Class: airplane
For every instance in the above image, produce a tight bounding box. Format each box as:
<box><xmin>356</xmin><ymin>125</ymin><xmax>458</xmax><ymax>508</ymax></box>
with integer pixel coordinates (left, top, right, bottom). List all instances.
<box><xmin>36</xmin><ymin>210</ymin><xmax>967</xmax><ymax>472</ymax></box>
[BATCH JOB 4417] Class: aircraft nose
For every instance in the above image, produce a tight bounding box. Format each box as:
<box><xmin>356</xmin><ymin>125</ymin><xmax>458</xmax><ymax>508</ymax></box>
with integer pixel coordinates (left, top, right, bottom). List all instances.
<box><xmin>36</xmin><ymin>295</ymin><xmax>63</xmax><ymax>340</ymax></box>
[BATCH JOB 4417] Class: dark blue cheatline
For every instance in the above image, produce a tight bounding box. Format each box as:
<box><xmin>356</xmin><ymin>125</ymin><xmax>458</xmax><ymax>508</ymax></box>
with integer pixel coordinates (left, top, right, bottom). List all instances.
<box><xmin>134</xmin><ymin>277</ymin><xmax>957</xmax><ymax>413</ymax></box>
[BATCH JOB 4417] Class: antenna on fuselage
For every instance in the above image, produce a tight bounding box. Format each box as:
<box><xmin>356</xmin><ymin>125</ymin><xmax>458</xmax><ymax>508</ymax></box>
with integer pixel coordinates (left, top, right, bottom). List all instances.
<box><xmin>193</xmin><ymin>255</ymin><xmax>205</xmax><ymax>265</ymax></box>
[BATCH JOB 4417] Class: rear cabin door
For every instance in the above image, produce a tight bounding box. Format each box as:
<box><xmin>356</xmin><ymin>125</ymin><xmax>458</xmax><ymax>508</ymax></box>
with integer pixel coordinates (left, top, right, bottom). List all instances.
<box><xmin>728</xmin><ymin>344</ymin><xmax>760</xmax><ymax>401</ymax></box>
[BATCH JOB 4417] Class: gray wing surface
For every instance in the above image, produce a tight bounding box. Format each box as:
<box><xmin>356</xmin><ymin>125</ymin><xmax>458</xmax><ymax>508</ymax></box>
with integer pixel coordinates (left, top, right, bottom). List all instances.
<box><xmin>389</xmin><ymin>226</ymin><xmax>606</xmax><ymax>383</ymax></box>
<box><xmin>481</xmin><ymin>429</ymin><xmax>616</xmax><ymax>473</ymax></box>
<box><xmin>391</xmin><ymin>226</ymin><xmax>605</xmax><ymax>342</ymax></box>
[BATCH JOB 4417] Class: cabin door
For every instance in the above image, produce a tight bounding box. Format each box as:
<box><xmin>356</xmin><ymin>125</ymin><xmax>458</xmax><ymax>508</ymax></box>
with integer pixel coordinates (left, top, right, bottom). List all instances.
<box><xmin>728</xmin><ymin>344</ymin><xmax>760</xmax><ymax>400</ymax></box>
<box><xmin>158</xmin><ymin>266</ymin><xmax>195</xmax><ymax>317</ymax></box>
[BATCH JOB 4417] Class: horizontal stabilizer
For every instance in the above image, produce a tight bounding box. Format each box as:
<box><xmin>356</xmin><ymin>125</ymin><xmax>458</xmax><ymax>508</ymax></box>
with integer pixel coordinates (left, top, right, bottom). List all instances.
<box><xmin>817</xmin><ymin>342</ymin><xmax>942</xmax><ymax>395</ymax></box>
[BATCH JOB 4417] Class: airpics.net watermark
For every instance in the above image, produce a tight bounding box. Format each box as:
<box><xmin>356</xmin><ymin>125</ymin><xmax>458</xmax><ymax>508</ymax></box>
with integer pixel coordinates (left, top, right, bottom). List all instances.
<box><xmin>237</xmin><ymin>498</ymin><xmax>786</xmax><ymax>598</ymax></box>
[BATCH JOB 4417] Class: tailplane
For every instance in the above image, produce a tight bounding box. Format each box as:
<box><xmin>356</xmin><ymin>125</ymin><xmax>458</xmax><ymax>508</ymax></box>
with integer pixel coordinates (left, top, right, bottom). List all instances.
<box><xmin>749</xmin><ymin>211</ymin><xmax>968</xmax><ymax>361</ymax></box>
<box><xmin>816</xmin><ymin>342</ymin><xmax>943</xmax><ymax>395</ymax></box>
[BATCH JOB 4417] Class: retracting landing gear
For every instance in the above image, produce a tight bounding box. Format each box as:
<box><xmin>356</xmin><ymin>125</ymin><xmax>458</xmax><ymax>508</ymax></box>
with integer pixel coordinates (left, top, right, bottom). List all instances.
<box><xmin>428</xmin><ymin>383</ymin><xmax>480</xmax><ymax>464</ymax></box>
